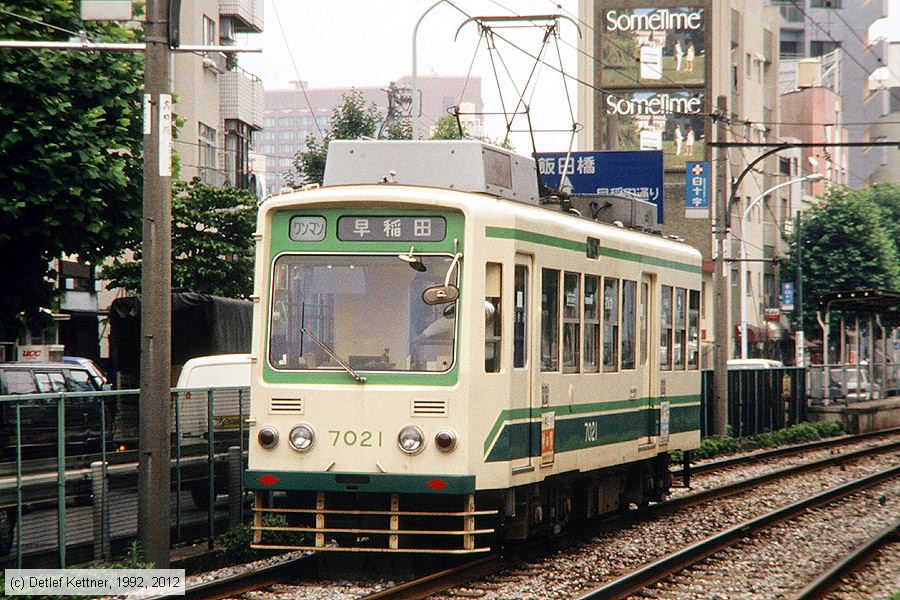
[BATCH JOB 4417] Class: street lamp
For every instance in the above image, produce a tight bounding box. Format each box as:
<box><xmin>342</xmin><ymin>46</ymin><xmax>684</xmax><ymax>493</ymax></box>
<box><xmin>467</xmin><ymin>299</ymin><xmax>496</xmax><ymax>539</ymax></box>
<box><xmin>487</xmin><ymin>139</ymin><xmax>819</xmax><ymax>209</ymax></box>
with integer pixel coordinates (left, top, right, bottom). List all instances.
<box><xmin>740</xmin><ymin>174</ymin><xmax>823</xmax><ymax>359</ymax></box>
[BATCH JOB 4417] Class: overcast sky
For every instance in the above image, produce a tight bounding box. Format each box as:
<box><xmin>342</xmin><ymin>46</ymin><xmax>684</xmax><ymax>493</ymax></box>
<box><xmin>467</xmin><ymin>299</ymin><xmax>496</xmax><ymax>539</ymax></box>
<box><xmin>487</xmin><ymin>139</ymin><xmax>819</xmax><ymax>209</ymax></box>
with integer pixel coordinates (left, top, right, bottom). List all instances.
<box><xmin>239</xmin><ymin>0</ymin><xmax>582</xmax><ymax>152</ymax></box>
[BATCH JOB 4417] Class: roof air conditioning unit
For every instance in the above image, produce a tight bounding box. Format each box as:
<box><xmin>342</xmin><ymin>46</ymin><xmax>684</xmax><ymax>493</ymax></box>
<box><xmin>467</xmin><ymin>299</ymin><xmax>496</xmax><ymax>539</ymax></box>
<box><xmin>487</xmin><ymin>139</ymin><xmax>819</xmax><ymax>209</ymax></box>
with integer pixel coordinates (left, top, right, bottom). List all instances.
<box><xmin>797</xmin><ymin>58</ymin><xmax>822</xmax><ymax>88</ymax></box>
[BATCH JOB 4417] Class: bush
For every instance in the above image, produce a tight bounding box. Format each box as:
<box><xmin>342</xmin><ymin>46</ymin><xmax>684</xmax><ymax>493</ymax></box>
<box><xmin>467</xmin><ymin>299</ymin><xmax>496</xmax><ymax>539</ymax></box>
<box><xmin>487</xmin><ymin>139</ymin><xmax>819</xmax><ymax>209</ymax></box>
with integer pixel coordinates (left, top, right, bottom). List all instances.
<box><xmin>682</xmin><ymin>420</ymin><xmax>846</xmax><ymax>462</ymax></box>
<box><xmin>217</xmin><ymin>514</ymin><xmax>308</xmax><ymax>565</ymax></box>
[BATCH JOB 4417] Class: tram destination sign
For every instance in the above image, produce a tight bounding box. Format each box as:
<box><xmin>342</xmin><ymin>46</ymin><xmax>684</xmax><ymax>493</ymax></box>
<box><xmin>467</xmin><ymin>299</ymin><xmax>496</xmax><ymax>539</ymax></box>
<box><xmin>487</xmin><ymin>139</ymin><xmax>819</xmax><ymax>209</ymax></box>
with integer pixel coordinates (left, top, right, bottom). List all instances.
<box><xmin>337</xmin><ymin>216</ymin><xmax>447</xmax><ymax>242</ymax></box>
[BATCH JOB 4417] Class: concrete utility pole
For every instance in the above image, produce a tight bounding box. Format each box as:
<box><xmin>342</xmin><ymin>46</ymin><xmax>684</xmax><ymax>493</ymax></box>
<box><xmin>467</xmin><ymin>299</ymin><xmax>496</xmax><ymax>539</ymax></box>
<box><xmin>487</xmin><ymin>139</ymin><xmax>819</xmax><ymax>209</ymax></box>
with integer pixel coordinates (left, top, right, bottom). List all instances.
<box><xmin>139</xmin><ymin>0</ymin><xmax>172</xmax><ymax>567</ymax></box>
<box><xmin>711</xmin><ymin>95</ymin><xmax>729</xmax><ymax>436</ymax></box>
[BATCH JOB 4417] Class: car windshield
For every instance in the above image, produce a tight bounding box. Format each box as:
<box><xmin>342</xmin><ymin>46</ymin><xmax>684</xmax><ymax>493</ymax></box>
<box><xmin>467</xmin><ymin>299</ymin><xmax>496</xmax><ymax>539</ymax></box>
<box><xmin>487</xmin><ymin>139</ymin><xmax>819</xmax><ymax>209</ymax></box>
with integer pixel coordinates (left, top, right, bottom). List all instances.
<box><xmin>268</xmin><ymin>253</ymin><xmax>458</xmax><ymax>373</ymax></box>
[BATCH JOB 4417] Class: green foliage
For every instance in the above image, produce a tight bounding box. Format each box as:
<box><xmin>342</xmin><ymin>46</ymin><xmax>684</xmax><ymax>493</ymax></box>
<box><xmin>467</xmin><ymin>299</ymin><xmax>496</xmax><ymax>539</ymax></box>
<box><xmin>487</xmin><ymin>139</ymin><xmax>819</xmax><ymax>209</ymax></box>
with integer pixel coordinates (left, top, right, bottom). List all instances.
<box><xmin>285</xmin><ymin>90</ymin><xmax>381</xmax><ymax>187</ymax></box>
<box><xmin>101</xmin><ymin>179</ymin><xmax>258</xmax><ymax>298</ymax></box>
<box><xmin>781</xmin><ymin>185</ymin><xmax>900</xmax><ymax>331</ymax></box>
<box><xmin>0</xmin><ymin>0</ymin><xmax>144</xmax><ymax>339</ymax></box>
<box><xmin>217</xmin><ymin>515</ymin><xmax>307</xmax><ymax>565</ymax></box>
<box><xmin>89</xmin><ymin>540</ymin><xmax>153</xmax><ymax>569</ymax></box>
<box><xmin>430</xmin><ymin>114</ymin><xmax>464</xmax><ymax>140</ymax></box>
<box><xmin>684</xmin><ymin>420</ymin><xmax>846</xmax><ymax>462</ymax></box>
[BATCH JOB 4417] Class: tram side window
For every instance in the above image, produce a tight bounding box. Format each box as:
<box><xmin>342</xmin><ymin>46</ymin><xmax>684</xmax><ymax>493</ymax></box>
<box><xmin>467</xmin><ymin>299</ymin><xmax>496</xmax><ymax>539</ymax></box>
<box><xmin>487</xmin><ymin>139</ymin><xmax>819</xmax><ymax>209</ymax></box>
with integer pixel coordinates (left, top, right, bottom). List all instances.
<box><xmin>621</xmin><ymin>280</ymin><xmax>636</xmax><ymax>370</ymax></box>
<box><xmin>541</xmin><ymin>268</ymin><xmax>560</xmax><ymax>372</ymax></box>
<box><xmin>485</xmin><ymin>262</ymin><xmax>502</xmax><ymax>373</ymax></box>
<box><xmin>583</xmin><ymin>275</ymin><xmax>600</xmax><ymax>373</ymax></box>
<box><xmin>688</xmin><ymin>289</ymin><xmax>700</xmax><ymax>369</ymax></box>
<box><xmin>603</xmin><ymin>277</ymin><xmax>619</xmax><ymax>371</ymax></box>
<box><xmin>660</xmin><ymin>285</ymin><xmax>673</xmax><ymax>370</ymax></box>
<box><xmin>674</xmin><ymin>287</ymin><xmax>687</xmax><ymax>369</ymax></box>
<box><xmin>563</xmin><ymin>272</ymin><xmax>581</xmax><ymax>373</ymax></box>
<box><xmin>514</xmin><ymin>265</ymin><xmax>528</xmax><ymax>368</ymax></box>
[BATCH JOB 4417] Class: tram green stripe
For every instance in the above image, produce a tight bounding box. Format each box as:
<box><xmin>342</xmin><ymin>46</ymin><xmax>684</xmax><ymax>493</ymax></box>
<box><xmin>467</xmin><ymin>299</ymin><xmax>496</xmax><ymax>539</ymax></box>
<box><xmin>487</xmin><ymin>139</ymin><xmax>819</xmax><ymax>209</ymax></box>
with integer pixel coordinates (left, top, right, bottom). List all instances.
<box><xmin>482</xmin><ymin>394</ymin><xmax>700</xmax><ymax>456</ymax></box>
<box><xmin>485</xmin><ymin>404</ymin><xmax>700</xmax><ymax>462</ymax></box>
<box><xmin>245</xmin><ymin>471</ymin><xmax>476</xmax><ymax>494</ymax></box>
<box><xmin>485</xmin><ymin>226</ymin><xmax>701</xmax><ymax>274</ymax></box>
<box><xmin>485</xmin><ymin>226</ymin><xmax>586</xmax><ymax>251</ymax></box>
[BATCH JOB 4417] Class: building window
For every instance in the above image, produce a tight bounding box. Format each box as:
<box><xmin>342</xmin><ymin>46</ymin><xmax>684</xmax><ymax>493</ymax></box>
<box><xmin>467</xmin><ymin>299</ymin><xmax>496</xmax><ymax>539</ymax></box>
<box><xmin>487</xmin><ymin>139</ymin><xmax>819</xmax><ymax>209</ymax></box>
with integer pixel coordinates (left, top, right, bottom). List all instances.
<box><xmin>563</xmin><ymin>272</ymin><xmax>581</xmax><ymax>372</ymax></box>
<box><xmin>225</xmin><ymin>120</ymin><xmax>251</xmax><ymax>189</ymax></box>
<box><xmin>811</xmin><ymin>0</ymin><xmax>841</xmax><ymax>7</ymax></box>
<box><xmin>810</xmin><ymin>41</ymin><xmax>840</xmax><ymax>57</ymax></box>
<box><xmin>198</xmin><ymin>122</ymin><xmax>216</xmax><ymax>184</ymax></box>
<box><xmin>202</xmin><ymin>15</ymin><xmax>216</xmax><ymax>46</ymax></box>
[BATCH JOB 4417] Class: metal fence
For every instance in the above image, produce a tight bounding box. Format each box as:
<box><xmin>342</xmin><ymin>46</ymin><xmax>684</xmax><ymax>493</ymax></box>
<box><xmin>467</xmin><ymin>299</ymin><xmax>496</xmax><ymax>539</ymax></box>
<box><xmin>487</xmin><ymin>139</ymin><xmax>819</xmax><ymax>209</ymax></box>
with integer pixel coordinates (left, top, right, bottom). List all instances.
<box><xmin>0</xmin><ymin>387</ymin><xmax>249</xmax><ymax>568</ymax></box>
<box><xmin>700</xmin><ymin>367</ymin><xmax>807</xmax><ymax>437</ymax></box>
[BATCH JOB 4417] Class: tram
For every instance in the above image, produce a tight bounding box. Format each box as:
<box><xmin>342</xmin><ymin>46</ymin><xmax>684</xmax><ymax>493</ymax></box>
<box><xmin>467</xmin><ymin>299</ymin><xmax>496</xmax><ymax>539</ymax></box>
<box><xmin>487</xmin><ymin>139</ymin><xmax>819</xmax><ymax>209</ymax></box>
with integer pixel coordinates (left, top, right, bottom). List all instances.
<box><xmin>244</xmin><ymin>141</ymin><xmax>702</xmax><ymax>553</ymax></box>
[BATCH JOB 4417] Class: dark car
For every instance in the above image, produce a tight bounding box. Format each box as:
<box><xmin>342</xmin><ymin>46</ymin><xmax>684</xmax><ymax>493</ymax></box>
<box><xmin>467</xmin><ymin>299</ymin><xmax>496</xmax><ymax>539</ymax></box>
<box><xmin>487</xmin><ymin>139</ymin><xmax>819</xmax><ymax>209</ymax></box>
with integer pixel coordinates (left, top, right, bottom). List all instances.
<box><xmin>0</xmin><ymin>362</ymin><xmax>113</xmax><ymax>461</ymax></box>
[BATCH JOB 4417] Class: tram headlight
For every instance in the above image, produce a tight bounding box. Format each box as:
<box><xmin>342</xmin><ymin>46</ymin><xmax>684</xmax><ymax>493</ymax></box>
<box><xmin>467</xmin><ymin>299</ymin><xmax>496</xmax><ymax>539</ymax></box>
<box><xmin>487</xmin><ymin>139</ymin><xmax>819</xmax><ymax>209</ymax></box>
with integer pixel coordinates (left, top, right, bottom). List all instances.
<box><xmin>434</xmin><ymin>429</ymin><xmax>457</xmax><ymax>452</ymax></box>
<box><xmin>288</xmin><ymin>424</ymin><xmax>315</xmax><ymax>452</ymax></box>
<box><xmin>257</xmin><ymin>426</ymin><xmax>279</xmax><ymax>449</ymax></box>
<box><xmin>398</xmin><ymin>425</ymin><xmax>425</xmax><ymax>454</ymax></box>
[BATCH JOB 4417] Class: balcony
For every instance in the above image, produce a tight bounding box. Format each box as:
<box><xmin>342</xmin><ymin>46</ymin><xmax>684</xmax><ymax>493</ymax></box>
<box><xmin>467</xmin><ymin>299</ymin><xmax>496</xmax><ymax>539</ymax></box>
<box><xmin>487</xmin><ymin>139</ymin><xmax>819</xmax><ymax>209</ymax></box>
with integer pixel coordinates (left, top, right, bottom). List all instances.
<box><xmin>219</xmin><ymin>0</ymin><xmax>263</xmax><ymax>33</ymax></box>
<box><xmin>220</xmin><ymin>67</ymin><xmax>264</xmax><ymax>130</ymax></box>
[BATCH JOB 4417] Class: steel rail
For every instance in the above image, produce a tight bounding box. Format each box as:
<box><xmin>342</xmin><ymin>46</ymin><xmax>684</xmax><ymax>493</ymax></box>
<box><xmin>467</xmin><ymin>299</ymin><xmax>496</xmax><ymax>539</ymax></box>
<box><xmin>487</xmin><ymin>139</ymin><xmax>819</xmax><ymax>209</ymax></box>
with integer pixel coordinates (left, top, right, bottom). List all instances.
<box><xmin>363</xmin><ymin>554</ymin><xmax>500</xmax><ymax>599</ymax></box>
<box><xmin>576</xmin><ymin>464</ymin><xmax>900</xmax><ymax>599</ymax></box>
<box><xmin>662</xmin><ymin>438</ymin><xmax>900</xmax><ymax>513</ymax></box>
<box><xmin>672</xmin><ymin>427</ymin><xmax>900</xmax><ymax>479</ymax></box>
<box><xmin>789</xmin><ymin>518</ymin><xmax>900</xmax><ymax>600</ymax></box>
<box><xmin>178</xmin><ymin>553</ymin><xmax>316</xmax><ymax>600</ymax></box>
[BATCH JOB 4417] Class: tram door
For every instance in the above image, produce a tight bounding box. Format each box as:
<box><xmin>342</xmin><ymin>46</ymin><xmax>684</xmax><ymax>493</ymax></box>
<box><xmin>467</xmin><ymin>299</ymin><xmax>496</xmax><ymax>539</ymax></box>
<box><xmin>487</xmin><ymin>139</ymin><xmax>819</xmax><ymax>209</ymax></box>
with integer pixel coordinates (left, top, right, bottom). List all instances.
<box><xmin>510</xmin><ymin>254</ymin><xmax>535</xmax><ymax>473</ymax></box>
<box><xmin>640</xmin><ymin>274</ymin><xmax>657</xmax><ymax>442</ymax></box>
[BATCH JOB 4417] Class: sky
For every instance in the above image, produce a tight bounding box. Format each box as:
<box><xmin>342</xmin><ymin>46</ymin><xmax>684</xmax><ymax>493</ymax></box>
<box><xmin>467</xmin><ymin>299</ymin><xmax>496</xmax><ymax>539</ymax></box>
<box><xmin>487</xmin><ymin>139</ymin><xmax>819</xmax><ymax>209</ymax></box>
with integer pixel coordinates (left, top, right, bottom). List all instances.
<box><xmin>239</xmin><ymin>0</ymin><xmax>582</xmax><ymax>152</ymax></box>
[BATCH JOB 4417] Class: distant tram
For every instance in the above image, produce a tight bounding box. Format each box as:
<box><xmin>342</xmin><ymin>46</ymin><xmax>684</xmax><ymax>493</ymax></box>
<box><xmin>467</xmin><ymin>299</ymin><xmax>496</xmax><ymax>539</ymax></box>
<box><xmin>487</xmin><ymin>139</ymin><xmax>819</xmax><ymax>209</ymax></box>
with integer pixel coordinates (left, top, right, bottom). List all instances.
<box><xmin>244</xmin><ymin>141</ymin><xmax>702</xmax><ymax>553</ymax></box>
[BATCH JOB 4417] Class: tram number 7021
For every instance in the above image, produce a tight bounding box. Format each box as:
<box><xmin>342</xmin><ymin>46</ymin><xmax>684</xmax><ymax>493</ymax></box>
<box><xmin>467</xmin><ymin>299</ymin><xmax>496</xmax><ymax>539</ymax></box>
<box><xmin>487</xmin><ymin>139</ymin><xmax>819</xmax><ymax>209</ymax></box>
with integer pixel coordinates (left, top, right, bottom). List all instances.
<box><xmin>584</xmin><ymin>421</ymin><xmax>598</xmax><ymax>443</ymax></box>
<box><xmin>328</xmin><ymin>429</ymin><xmax>384</xmax><ymax>447</ymax></box>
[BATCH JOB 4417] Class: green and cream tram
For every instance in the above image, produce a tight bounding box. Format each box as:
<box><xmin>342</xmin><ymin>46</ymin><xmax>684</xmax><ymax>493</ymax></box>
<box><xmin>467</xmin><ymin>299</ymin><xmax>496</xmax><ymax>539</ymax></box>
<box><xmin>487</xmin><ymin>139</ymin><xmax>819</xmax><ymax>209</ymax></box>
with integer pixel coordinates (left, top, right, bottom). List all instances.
<box><xmin>244</xmin><ymin>141</ymin><xmax>702</xmax><ymax>553</ymax></box>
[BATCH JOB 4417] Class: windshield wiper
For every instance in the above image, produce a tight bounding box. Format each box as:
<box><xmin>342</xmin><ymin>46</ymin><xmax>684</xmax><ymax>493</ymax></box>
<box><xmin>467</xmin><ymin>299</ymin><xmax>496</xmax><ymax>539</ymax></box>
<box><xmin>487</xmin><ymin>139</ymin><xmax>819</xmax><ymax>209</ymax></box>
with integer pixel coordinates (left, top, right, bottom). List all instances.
<box><xmin>298</xmin><ymin>324</ymin><xmax>367</xmax><ymax>384</ymax></box>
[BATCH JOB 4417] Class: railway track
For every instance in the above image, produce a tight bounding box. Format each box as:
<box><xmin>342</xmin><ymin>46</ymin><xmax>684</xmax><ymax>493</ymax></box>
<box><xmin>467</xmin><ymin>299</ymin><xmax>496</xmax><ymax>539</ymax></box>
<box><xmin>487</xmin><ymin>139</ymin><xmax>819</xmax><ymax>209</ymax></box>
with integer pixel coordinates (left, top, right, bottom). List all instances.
<box><xmin>576</xmin><ymin>464</ymin><xmax>900</xmax><ymax>599</ymax></box>
<box><xmin>179</xmin><ymin>431</ymin><xmax>900</xmax><ymax>599</ymax></box>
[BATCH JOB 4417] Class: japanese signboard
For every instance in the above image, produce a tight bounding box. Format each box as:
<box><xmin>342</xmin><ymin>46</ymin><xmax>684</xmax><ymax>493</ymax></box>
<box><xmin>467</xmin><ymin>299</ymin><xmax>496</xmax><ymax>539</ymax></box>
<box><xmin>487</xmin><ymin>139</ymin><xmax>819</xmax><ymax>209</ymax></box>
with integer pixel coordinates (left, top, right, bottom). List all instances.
<box><xmin>336</xmin><ymin>216</ymin><xmax>446</xmax><ymax>242</ymax></box>
<box><xmin>535</xmin><ymin>150</ymin><xmax>664</xmax><ymax>223</ymax></box>
<box><xmin>684</xmin><ymin>160</ymin><xmax>709</xmax><ymax>218</ymax></box>
<box><xmin>600</xmin><ymin>7</ymin><xmax>706</xmax><ymax>87</ymax></box>
<box><xmin>781</xmin><ymin>282</ymin><xmax>795</xmax><ymax>312</ymax></box>
<box><xmin>541</xmin><ymin>411</ymin><xmax>555</xmax><ymax>466</ymax></box>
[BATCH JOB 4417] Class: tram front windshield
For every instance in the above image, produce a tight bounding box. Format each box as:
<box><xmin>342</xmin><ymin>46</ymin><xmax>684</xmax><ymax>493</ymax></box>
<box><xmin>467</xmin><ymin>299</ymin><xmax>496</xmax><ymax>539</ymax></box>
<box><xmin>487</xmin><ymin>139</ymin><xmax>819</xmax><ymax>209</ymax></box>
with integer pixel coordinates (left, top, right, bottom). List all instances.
<box><xmin>269</xmin><ymin>254</ymin><xmax>458</xmax><ymax>373</ymax></box>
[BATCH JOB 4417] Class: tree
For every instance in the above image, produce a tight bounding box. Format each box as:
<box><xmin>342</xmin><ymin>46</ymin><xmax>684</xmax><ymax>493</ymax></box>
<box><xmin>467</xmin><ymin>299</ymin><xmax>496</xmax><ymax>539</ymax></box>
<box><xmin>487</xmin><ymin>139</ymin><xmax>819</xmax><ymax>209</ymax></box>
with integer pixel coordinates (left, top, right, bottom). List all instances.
<box><xmin>430</xmin><ymin>114</ymin><xmax>464</xmax><ymax>140</ymax></box>
<box><xmin>285</xmin><ymin>90</ymin><xmax>408</xmax><ymax>187</ymax></box>
<box><xmin>0</xmin><ymin>1</ymin><xmax>143</xmax><ymax>339</ymax></box>
<box><xmin>780</xmin><ymin>185</ymin><xmax>900</xmax><ymax>332</ymax></box>
<box><xmin>102</xmin><ymin>179</ymin><xmax>258</xmax><ymax>298</ymax></box>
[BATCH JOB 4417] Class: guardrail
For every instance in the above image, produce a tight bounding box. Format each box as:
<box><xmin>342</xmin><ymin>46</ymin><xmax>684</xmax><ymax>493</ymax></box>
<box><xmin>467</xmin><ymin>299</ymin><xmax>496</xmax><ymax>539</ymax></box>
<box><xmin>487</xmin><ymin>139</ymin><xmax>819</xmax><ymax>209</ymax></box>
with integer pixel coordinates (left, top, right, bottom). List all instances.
<box><xmin>700</xmin><ymin>367</ymin><xmax>806</xmax><ymax>437</ymax></box>
<box><xmin>0</xmin><ymin>386</ymin><xmax>250</xmax><ymax>568</ymax></box>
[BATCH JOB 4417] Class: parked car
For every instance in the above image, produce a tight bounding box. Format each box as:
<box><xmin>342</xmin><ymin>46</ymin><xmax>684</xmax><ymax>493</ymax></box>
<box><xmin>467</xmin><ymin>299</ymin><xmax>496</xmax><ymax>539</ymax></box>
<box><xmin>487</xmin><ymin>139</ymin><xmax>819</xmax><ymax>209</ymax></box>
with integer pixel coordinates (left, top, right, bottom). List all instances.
<box><xmin>63</xmin><ymin>356</ymin><xmax>109</xmax><ymax>390</ymax></box>
<box><xmin>0</xmin><ymin>361</ymin><xmax>113</xmax><ymax>461</ymax></box>
<box><xmin>828</xmin><ymin>369</ymin><xmax>881</xmax><ymax>401</ymax></box>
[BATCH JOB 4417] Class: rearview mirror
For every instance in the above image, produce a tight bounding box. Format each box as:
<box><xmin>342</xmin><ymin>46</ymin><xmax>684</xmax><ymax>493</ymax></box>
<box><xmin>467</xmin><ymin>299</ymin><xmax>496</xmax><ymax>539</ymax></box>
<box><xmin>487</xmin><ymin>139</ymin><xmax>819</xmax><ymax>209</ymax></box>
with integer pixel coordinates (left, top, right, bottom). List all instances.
<box><xmin>422</xmin><ymin>284</ymin><xmax>459</xmax><ymax>305</ymax></box>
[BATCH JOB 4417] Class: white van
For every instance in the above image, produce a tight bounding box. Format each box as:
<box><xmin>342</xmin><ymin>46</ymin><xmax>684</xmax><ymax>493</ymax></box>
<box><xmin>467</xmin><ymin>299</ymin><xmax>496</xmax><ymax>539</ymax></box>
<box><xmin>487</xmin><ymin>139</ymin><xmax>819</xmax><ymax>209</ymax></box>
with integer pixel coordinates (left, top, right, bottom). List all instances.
<box><xmin>176</xmin><ymin>353</ymin><xmax>251</xmax><ymax>437</ymax></box>
<box><xmin>727</xmin><ymin>358</ymin><xmax>784</xmax><ymax>370</ymax></box>
<box><xmin>175</xmin><ymin>354</ymin><xmax>251</xmax><ymax>508</ymax></box>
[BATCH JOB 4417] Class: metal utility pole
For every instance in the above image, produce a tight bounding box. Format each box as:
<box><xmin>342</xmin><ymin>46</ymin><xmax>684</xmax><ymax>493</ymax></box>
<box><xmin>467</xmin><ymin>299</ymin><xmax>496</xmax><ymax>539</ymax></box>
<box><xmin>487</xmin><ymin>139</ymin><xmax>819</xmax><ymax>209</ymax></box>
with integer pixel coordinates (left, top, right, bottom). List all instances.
<box><xmin>795</xmin><ymin>211</ymin><xmax>804</xmax><ymax>367</ymax></box>
<box><xmin>711</xmin><ymin>95</ymin><xmax>729</xmax><ymax>436</ymax></box>
<box><xmin>139</xmin><ymin>0</ymin><xmax>172</xmax><ymax>567</ymax></box>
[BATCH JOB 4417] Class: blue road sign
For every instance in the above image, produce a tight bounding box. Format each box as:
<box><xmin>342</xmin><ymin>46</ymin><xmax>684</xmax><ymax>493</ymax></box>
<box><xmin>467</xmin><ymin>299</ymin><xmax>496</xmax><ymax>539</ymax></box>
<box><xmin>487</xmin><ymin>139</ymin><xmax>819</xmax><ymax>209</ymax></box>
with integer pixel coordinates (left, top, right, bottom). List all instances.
<box><xmin>684</xmin><ymin>161</ymin><xmax>710</xmax><ymax>213</ymax></box>
<box><xmin>781</xmin><ymin>282</ymin><xmax>795</xmax><ymax>311</ymax></box>
<box><xmin>536</xmin><ymin>150</ymin><xmax>664</xmax><ymax>223</ymax></box>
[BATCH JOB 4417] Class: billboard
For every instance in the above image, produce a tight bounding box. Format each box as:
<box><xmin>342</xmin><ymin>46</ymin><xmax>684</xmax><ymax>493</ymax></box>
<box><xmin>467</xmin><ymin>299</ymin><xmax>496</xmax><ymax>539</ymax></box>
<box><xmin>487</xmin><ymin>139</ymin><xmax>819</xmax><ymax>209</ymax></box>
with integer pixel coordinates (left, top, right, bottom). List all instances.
<box><xmin>601</xmin><ymin>7</ymin><xmax>706</xmax><ymax>87</ymax></box>
<box><xmin>601</xmin><ymin>89</ymin><xmax>706</xmax><ymax>170</ymax></box>
<box><xmin>535</xmin><ymin>150</ymin><xmax>664</xmax><ymax>223</ymax></box>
